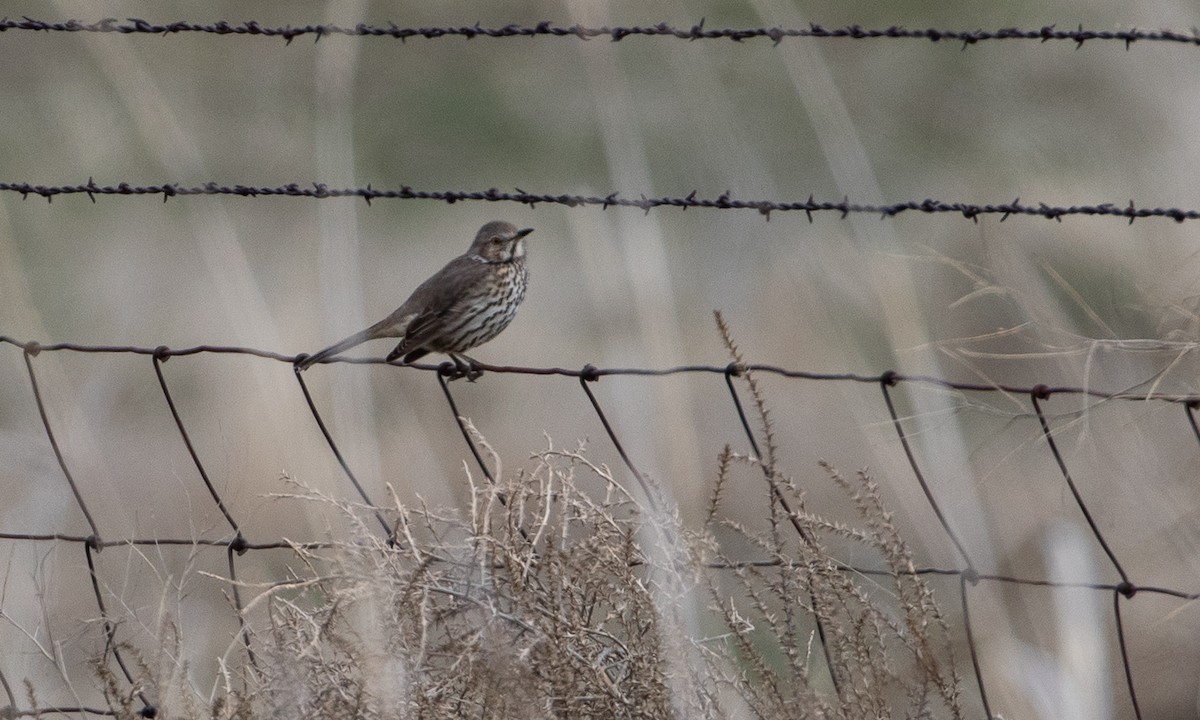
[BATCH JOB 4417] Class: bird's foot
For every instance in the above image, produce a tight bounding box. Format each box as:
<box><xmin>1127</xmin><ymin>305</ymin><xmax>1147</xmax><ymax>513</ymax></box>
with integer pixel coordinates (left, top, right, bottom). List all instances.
<box><xmin>439</xmin><ymin>355</ymin><xmax>483</xmax><ymax>382</ymax></box>
<box><xmin>457</xmin><ymin>355</ymin><xmax>483</xmax><ymax>382</ymax></box>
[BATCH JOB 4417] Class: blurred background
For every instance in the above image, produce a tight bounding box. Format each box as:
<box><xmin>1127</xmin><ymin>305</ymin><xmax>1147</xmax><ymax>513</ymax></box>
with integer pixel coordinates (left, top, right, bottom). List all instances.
<box><xmin>2</xmin><ymin>0</ymin><xmax>1200</xmax><ymax>717</ymax></box>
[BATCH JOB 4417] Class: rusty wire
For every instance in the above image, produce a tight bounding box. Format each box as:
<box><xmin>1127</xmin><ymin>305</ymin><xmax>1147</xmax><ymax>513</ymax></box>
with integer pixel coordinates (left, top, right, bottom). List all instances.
<box><xmin>1</xmin><ymin>18</ymin><xmax>1198</xmax><ymax>49</ymax></box>
<box><xmin>0</xmin><ymin>179</ymin><xmax>1197</xmax><ymax>224</ymax></box>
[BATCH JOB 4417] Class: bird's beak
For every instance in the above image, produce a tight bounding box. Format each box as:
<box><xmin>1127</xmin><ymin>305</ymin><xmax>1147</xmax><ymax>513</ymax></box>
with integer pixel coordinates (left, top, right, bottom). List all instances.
<box><xmin>516</xmin><ymin>228</ymin><xmax>534</xmax><ymax>239</ymax></box>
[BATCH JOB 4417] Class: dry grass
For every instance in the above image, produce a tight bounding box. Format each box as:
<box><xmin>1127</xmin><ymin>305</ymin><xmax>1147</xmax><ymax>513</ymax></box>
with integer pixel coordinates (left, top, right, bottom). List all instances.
<box><xmin>192</xmin><ymin>451</ymin><xmax>957</xmax><ymax>719</ymax></box>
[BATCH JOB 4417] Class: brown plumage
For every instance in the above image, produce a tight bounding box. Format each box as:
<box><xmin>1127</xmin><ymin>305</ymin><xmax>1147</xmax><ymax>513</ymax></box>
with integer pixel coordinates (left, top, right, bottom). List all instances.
<box><xmin>297</xmin><ymin>221</ymin><xmax>532</xmax><ymax>373</ymax></box>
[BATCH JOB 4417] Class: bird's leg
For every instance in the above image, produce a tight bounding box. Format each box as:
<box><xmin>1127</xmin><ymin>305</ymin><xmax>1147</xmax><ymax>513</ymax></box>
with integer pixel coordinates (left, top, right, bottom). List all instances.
<box><xmin>450</xmin><ymin>353</ymin><xmax>483</xmax><ymax>382</ymax></box>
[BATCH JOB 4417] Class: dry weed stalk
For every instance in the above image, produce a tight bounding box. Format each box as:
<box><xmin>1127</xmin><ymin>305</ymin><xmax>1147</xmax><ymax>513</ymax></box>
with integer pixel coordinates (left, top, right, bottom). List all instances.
<box><xmin>705</xmin><ymin>311</ymin><xmax>962</xmax><ymax>719</ymax></box>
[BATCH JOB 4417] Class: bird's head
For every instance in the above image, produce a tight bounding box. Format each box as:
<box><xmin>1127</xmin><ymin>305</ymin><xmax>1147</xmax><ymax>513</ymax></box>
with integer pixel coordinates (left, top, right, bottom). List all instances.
<box><xmin>470</xmin><ymin>221</ymin><xmax>534</xmax><ymax>263</ymax></box>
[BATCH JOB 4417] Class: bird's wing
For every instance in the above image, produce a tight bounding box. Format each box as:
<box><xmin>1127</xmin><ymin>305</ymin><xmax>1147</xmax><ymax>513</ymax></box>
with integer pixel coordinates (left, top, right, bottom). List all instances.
<box><xmin>394</xmin><ymin>308</ymin><xmax>445</xmax><ymax>352</ymax></box>
<box><xmin>385</xmin><ymin>256</ymin><xmax>486</xmax><ymax>360</ymax></box>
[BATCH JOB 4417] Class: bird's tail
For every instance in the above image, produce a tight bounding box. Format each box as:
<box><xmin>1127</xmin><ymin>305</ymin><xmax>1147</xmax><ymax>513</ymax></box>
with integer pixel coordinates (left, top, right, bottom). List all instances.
<box><xmin>296</xmin><ymin>327</ymin><xmax>379</xmax><ymax>370</ymax></box>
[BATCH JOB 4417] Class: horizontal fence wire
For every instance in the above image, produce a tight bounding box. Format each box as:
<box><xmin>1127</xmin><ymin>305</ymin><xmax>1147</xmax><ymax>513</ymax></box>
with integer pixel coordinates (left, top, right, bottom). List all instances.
<box><xmin>2</xmin><ymin>334</ymin><xmax>1197</xmax><ymax>719</ymax></box>
<box><xmin>1</xmin><ymin>180</ymin><xmax>1197</xmax><ymax>223</ymax></box>
<box><xmin>2</xmin><ymin>18</ymin><xmax>1199</xmax><ymax>49</ymax></box>
<box><xmin>6</xmin><ymin>337</ymin><xmax>1200</xmax><ymax>404</ymax></box>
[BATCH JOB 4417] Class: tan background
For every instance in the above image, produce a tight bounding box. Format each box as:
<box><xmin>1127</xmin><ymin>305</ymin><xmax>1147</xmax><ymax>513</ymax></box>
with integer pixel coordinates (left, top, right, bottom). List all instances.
<box><xmin>2</xmin><ymin>1</ymin><xmax>1200</xmax><ymax>717</ymax></box>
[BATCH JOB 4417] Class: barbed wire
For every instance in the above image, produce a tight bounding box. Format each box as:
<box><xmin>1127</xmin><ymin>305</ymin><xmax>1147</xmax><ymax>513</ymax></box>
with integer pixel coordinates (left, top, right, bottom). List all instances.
<box><xmin>3</xmin><ymin>17</ymin><xmax>1198</xmax><ymax>49</ymax></box>
<box><xmin>1</xmin><ymin>179</ymin><xmax>1195</xmax><ymax>224</ymax></box>
<box><xmin>4</xmin><ymin>333</ymin><xmax>1196</xmax><ymax>719</ymax></box>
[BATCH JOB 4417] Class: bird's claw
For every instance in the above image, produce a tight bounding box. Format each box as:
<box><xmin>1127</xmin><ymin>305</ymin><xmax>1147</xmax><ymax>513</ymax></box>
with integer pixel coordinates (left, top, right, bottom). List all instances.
<box><xmin>458</xmin><ymin>355</ymin><xmax>483</xmax><ymax>382</ymax></box>
<box><xmin>440</xmin><ymin>356</ymin><xmax>483</xmax><ymax>382</ymax></box>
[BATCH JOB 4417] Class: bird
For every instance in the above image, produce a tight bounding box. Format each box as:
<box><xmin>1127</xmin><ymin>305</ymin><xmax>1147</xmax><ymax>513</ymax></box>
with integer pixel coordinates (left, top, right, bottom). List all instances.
<box><xmin>297</xmin><ymin>220</ymin><xmax>533</xmax><ymax>378</ymax></box>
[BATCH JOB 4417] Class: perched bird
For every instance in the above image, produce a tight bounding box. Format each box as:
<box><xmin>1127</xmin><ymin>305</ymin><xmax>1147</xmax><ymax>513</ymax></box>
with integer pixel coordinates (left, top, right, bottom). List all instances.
<box><xmin>297</xmin><ymin>220</ymin><xmax>532</xmax><ymax>377</ymax></box>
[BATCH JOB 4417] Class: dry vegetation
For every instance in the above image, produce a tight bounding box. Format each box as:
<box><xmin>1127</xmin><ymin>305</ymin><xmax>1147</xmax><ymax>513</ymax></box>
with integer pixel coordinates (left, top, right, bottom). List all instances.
<box><xmin>15</xmin><ymin>321</ymin><xmax>963</xmax><ymax>720</ymax></box>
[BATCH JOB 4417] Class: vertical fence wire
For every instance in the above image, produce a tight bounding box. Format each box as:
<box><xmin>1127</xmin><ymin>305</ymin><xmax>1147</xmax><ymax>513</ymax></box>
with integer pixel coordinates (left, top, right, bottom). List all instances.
<box><xmin>1112</xmin><ymin>590</ymin><xmax>1144</xmax><ymax>720</ymax></box>
<box><xmin>151</xmin><ymin>349</ymin><xmax>257</xmax><ymax>666</ymax></box>
<box><xmin>151</xmin><ymin>350</ymin><xmax>240</xmax><ymax>532</ymax></box>
<box><xmin>434</xmin><ymin>364</ymin><xmax>536</xmax><ymax>546</ymax></box>
<box><xmin>22</xmin><ymin>347</ymin><xmax>100</xmax><ymax>539</ymax></box>
<box><xmin>879</xmin><ymin>372</ymin><xmax>976</xmax><ymax>572</ymax></box>
<box><xmin>292</xmin><ymin>365</ymin><xmax>393</xmax><ymax>541</ymax></box>
<box><xmin>957</xmin><ymin>575</ymin><xmax>992</xmax><ymax>720</ymax></box>
<box><xmin>1029</xmin><ymin>388</ymin><xmax>1129</xmax><ymax>584</ymax></box>
<box><xmin>20</xmin><ymin>346</ymin><xmax>156</xmax><ymax>716</ymax></box>
<box><xmin>577</xmin><ymin>366</ymin><xmax>660</xmax><ymax>513</ymax></box>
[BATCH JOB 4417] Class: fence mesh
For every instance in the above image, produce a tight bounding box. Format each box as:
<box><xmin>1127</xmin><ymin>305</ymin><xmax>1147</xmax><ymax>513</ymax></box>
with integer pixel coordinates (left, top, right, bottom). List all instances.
<box><xmin>2</xmin><ymin>334</ymin><xmax>1197</xmax><ymax>717</ymax></box>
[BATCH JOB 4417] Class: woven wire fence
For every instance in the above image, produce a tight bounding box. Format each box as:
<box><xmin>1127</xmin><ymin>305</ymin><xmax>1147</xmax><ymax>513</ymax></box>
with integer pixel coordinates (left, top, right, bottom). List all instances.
<box><xmin>3</xmin><ymin>13</ymin><xmax>1199</xmax><ymax>720</ymax></box>
<box><xmin>2</xmin><ymin>336</ymin><xmax>1198</xmax><ymax>718</ymax></box>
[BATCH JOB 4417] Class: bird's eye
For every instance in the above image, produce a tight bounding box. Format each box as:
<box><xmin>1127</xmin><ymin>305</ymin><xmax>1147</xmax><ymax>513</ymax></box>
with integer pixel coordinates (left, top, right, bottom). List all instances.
<box><xmin>491</xmin><ymin>237</ymin><xmax>502</xmax><ymax>244</ymax></box>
